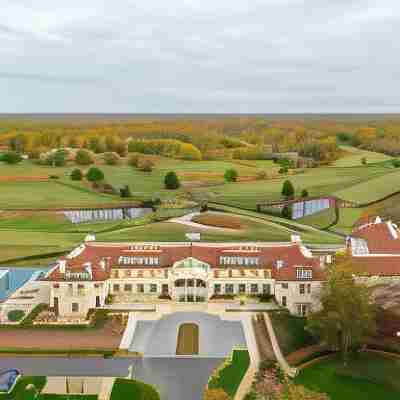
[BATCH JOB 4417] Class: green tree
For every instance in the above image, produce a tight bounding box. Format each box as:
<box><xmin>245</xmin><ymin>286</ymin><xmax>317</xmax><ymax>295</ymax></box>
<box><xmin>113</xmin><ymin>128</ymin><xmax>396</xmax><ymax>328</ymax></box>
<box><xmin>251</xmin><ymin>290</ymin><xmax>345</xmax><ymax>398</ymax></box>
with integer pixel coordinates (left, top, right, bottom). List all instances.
<box><xmin>164</xmin><ymin>171</ymin><xmax>180</xmax><ymax>189</ymax></box>
<box><xmin>307</xmin><ymin>263</ymin><xmax>376</xmax><ymax>365</ymax></box>
<box><xmin>120</xmin><ymin>185</ymin><xmax>132</xmax><ymax>198</ymax></box>
<box><xmin>103</xmin><ymin>152</ymin><xmax>120</xmax><ymax>165</ymax></box>
<box><xmin>2</xmin><ymin>151</ymin><xmax>22</xmax><ymax>164</ymax></box>
<box><xmin>281</xmin><ymin>180</ymin><xmax>295</xmax><ymax>198</ymax></box>
<box><xmin>86</xmin><ymin>167</ymin><xmax>105</xmax><ymax>182</ymax></box>
<box><xmin>70</xmin><ymin>168</ymin><xmax>83</xmax><ymax>181</ymax></box>
<box><xmin>301</xmin><ymin>189</ymin><xmax>309</xmax><ymax>198</ymax></box>
<box><xmin>224</xmin><ymin>168</ymin><xmax>238</xmax><ymax>182</ymax></box>
<box><xmin>281</xmin><ymin>205</ymin><xmax>292</xmax><ymax>219</ymax></box>
<box><xmin>75</xmin><ymin>149</ymin><xmax>94</xmax><ymax>165</ymax></box>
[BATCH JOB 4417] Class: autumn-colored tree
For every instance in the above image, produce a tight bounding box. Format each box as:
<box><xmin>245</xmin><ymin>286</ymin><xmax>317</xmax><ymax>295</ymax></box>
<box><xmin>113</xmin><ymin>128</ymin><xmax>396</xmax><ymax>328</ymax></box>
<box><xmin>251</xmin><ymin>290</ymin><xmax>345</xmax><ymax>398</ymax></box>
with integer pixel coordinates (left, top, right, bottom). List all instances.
<box><xmin>203</xmin><ymin>388</ymin><xmax>231</xmax><ymax>400</ymax></box>
<box><xmin>307</xmin><ymin>263</ymin><xmax>376</xmax><ymax>365</ymax></box>
<box><xmin>75</xmin><ymin>149</ymin><xmax>94</xmax><ymax>165</ymax></box>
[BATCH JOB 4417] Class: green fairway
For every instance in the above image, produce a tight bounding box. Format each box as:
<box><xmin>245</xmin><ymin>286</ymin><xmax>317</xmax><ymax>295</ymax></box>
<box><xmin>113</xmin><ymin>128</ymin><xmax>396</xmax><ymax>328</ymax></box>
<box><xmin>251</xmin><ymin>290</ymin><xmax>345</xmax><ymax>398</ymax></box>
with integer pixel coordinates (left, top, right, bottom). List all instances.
<box><xmin>297</xmin><ymin>208</ymin><xmax>337</xmax><ymax>230</ymax></box>
<box><xmin>295</xmin><ymin>353</ymin><xmax>400</xmax><ymax>399</ymax></box>
<box><xmin>0</xmin><ymin>181</ymin><xmax>120</xmax><ymax>209</ymax></box>
<box><xmin>200</xmin><ymin>165</ymin><xmax>391</xmax><ymax>209</ymax></box>
<box><xmin>330</xmin><ymin>208</ymin><xmax>363</xmax><ymax>235</ymax></box>
<box><xmin>334</xmin><ymin>168</ymin><xmax>400</xmax><ymax>205</ymax></box>
<box><xmin>332</xmin><ymin>145</ymin><xmax>393</xmax><ymax>167</ymax></box>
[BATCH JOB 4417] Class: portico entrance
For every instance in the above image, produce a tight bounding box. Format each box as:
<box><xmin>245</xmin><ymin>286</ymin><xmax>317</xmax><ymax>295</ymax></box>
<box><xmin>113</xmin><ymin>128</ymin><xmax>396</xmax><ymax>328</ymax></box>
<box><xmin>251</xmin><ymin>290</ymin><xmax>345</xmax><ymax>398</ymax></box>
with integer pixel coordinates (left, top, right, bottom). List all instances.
<box><xmin>174</xmin><ymin>279</ymin><xmax>207</xmax><ymax>302</ymax></box>
<box><xmin>170</xmin><ymin>257</ymin><xmax>210</xmax><ymax>302</ymax></box>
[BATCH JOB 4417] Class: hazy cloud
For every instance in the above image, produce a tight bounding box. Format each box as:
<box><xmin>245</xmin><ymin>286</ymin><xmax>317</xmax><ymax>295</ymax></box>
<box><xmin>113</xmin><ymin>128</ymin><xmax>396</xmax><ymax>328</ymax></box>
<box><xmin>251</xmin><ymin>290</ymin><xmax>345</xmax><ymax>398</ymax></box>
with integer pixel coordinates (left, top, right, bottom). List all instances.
<box><xmin>1</xmin><ymin>0</ymin><xmax>400</xmax><ymax>113</ymax></box>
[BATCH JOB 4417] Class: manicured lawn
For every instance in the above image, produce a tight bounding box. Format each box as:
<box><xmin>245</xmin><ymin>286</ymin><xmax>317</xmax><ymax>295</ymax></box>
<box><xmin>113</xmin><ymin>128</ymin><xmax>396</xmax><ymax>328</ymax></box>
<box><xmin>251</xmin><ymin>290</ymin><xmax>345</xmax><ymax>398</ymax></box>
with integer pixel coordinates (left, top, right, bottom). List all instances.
<box><xmin>297</xmin><ymin>208</ymin><xmax>337</xmax><ymax>230</ymax></box>
<box><xmin>334</xmin><ymin>168</ymin><xmax>400</xmax><ymax>204</ymax></box>
<box><xmin>270</xmin><ymin>312</ymin><xmax>317</xmax><ymax>355</ymax></box>
<box><xmin>176</xmin><ymin>323</ymin><xmax>199</xmax><ymax>355</ymax></box>
<box><xmin>0</xmin><ymin>376</ymin><xmax>46</xmax><ymax>400</ymax></box>
<box><xmin>202</xmin><ymin>165</ymin><xmax>391</xmax><ymax>209</ymax></box>
<box><xmin>330</xmin><ymin>208</ymin><xmax>363</xmax><ymax>235</ymax></box>
<box><xmin>0</xmin><ymin>230</ymin><xmax>83</xmax><ymax>263</ymax></box>
<box><xmin>0</xmin><ymin>181</ymin><xmax>120</xmax><ymax>209</ymax></box>
<box><xmin>295</xmin><ymin>353</ymin><xmax>400</xmax><ymax>399</ymax></box>
<box><xmin>208</xmin><ymin>203</ymin><xmax>344</xmax><ymax>245</ymax></box>
<box><xmin>208</xmin><ymin>350</ymin><xmax>250</xmax><ymax>398</ymax></box>
<box><xmin>109</xmin><ymin>378</ymin><xmax>159</xmax><ymax>400</ymax></box>
<box><xmin>332</xmin><ymin>145</ymin><xmax>392</xmax><ymax>167</ymax></box>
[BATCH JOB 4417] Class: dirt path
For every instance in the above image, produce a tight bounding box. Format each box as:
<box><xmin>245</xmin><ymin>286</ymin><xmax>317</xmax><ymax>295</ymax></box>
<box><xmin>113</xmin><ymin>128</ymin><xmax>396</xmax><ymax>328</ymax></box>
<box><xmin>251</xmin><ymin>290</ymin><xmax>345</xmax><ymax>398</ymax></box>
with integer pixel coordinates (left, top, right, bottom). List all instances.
<box><xmin>0</xmin><ymin>321</ymin><xmax>123</xmax><ymax>350</ymax></box>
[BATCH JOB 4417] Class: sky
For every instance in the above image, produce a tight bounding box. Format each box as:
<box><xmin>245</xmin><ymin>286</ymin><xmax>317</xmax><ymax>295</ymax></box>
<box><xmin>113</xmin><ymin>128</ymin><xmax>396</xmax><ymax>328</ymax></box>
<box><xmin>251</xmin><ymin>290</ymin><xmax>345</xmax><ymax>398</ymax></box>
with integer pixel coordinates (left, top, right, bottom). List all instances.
<box><xmin>1</xmin><ymin>0</ymin><xmax>400</xmax><ymax>113</ymax></box>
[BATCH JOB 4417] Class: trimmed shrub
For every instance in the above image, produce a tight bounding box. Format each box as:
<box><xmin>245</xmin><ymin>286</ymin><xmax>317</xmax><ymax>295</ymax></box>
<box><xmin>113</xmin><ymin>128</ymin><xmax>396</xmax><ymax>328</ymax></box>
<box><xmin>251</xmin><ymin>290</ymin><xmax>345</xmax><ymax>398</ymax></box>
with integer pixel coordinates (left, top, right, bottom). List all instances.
<box><xmin>392</xmin><ymin>159</ymin><xmax>400</xmax><ymax>168</ymax></box>
<box><xmin>103</xmin><ymin>152</ymin><xmax>120</xmax><ymax>165</ymax></box>
<box><xmin>138</xmin><ymin>158</ymin><xmax>154</xmax><ymax>172</ymax></box>
<box><xmin>75</xmin><ymin>149</ymin><xmax>94</xmax><ymax>165</ymax></box>
<box><xmin>8</xmin><ymin>309</ymin><xmax>25</xmax><ymax>322</ymax></box>
<box><xmin>120</xmin><ymin>185</ymin><xmax>132</xmax><ymax>198</ymax></box>
<box><xmin>224</xmin><ymin>168</ymin><xmax>238</xmax><ymax>182</ymax></box>
<box><xmin>301</xmin><ymin>189</ymin><xmax>309</xmax><ymax>198</ymax></box>
<box><xmin>70</xmin><ymin>168</ymin><xmax>83</xmax><ymax>181</ymax></box>
<box><xmin>164</xmin><ymin>171</ymin><xmax>180</xmax><ymax>190</ymax></box>
<box><xmin>281</xmin><ymin>205</ymin><xmax>292</xmax><ymax>219</ymax></box>
<box><xmin>2</xmin><ymin>151</ymin><xmax>22</xmax><ymax>164</ymax></box>
<box><xmin>281</xmin><ymin>180</ymin><xmax>294</xmax><ymax>198</ymax></box>
<box><xmin>86</xmin><ymin>167</ymin><xmax>105</xmax><ymax>182</ymax></box>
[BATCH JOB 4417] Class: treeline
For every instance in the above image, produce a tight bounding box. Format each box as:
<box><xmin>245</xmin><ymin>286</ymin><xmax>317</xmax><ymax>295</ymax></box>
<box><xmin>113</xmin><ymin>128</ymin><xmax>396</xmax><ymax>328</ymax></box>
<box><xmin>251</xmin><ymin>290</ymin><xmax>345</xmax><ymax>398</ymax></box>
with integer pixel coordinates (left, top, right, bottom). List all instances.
<box><xmin>1</xmin><ymin>117</ymin><xmax>345</xmax><ymax>162</ymax></box>
<box><xmin>127</xmin><ymin>139</ymin><xmax>202</xmax><ymax>160</ymax></box>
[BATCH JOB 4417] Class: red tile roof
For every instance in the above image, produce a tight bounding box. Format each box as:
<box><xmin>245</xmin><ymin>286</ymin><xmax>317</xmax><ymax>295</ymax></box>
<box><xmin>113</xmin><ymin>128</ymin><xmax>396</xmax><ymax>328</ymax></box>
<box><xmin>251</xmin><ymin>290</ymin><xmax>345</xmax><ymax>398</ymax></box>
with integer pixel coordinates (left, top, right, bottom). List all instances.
<box><xmin>45</xmin><ymin>242</ymin><xmax>325</xmax><ymax>282</ymax></box>
<box><xmin>351</xmin><ymin>256</ymin><xmax>400</xmax><ymax>277</ymax></box>
<box><xmin>353</xmin><ymin>222</ymin><xmax>400</xmax><ymax>254</ymax></box>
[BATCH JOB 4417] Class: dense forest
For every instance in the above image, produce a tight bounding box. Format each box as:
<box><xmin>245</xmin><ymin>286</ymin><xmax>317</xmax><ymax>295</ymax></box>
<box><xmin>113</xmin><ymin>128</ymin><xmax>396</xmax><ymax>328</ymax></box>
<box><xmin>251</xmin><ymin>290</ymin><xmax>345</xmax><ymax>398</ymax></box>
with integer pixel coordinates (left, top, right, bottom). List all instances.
<box><xmin>2</xmin><ymin>117</ymin><xmax>400</xmax><ymax>163</ymax></box>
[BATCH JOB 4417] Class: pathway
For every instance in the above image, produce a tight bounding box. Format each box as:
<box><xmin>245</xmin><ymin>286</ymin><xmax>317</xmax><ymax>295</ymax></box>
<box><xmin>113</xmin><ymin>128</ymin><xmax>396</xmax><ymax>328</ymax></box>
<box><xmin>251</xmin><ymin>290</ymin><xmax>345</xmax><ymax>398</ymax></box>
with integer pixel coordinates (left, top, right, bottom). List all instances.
<box><xmin>263</xmin><ymin>312</ymin><xmax>297</xmax><ymax>377</ymax></box>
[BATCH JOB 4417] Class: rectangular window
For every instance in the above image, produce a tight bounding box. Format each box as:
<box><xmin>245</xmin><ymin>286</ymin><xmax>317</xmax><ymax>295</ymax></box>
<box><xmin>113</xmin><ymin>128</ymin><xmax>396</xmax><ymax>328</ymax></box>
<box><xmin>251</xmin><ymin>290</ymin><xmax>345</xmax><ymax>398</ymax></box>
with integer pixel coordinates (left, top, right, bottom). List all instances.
<box><xmin>225</xmin><ymin>284</ymin><xmax>234</xmax><ymax>294</ymax></box>
<box><xmin>239</xmin><ymin>284</ymin><xmax>246</xmax><ymax>293</ymax></box>
<box><xmin>137</xmin><ymin>284</ymin><xmax>144</xmax><ymax>293</ymax></box>
<box><xmin>150</xmin><ymin>284</ymin><xmax>157</xmax><ymax>293</ymax></box>
<box><xmin>251</xmin><ymin>284</ymin><xmax>258</xmax><ymax>293</ymax></box>
<box><xmin>214</xmin><ymin>284</ymin><xmax>221</xmax><ymax>294</ymax></box>
<box><xmin>307</xmin><ymin>284</ymin><xmax>311</xmax><ymax>294</ymax></box>
<box><xmin>299</xmin><ymin>284</ymin><xmax>305</xmax><ymax>295</ymax></box>
<box><xmin>124</xmin><ymin>284</ymin><xmax>132</xmax><ymax>292</ymax></box>
<box><xmin>296</xmin><ymin>268</ymin><xmax>313</xmax><ymax>280</ymax></box>
<box><xmin>281</xmin><ymin>283</ymin><xmax>288</xmax><ymax>289</ymax></box>
<box><xmin>262</xmin><ymin>284</ymin><xmax>271</xmax><ymax>294</ymax></box>
<box><xmin>72</xmin><ymin>302</ymin><xmax>79</xmax><ymax>312</ymax></box>
<box><xmin>282</xmin><ymin>296</ymin><xmax>287</xmax><ymax>307</ymax></box>
<box><xmin>113</xmin><ymin>284</ymin><xmax>120</xmax><ymax>292</ymax></box>
<box><xmin>53</xmin><ymin>284</ymin><xmax>60</xmax><ymax>289</ymax></box>
<box><xmin>297</xmin><ymin>304</ymin><xmax>308</xmax><ymax>316</ymax></box>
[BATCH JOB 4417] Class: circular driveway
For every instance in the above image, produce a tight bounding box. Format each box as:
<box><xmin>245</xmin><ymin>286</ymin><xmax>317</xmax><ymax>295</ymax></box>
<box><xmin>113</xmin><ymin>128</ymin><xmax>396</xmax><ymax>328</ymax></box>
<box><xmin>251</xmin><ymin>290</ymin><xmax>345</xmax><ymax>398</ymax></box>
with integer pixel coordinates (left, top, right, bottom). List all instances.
<box><xmin>130</xmin><ymin>311</ymin><xmax>247</xmax><ymax>357</ymax></box>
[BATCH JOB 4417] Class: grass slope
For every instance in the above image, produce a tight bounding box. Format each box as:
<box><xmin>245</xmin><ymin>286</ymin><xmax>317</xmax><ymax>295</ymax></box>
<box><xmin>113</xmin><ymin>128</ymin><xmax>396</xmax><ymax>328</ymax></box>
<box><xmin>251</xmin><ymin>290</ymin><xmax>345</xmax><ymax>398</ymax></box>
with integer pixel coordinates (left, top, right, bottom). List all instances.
<box><xmin>333</xmin><ymin>145</ymin><xmax>392</xmax><ymax>167</ymax></box>
<box><xmin>297</xmin><ymin>208</ymin><xmax>337</xmax><ymax>230</ymax></box>
<box><xmin>295</xmin><ymin>353</ymin><xmax>400</xmax><ymax>400</ymax></box>
<box><xmin>208</xmin><ymin>350</ymin><xmax>250</xmax><ymax>397</ymax></box>
<box><xmin>269</xmin><ymin>312</ymin><xmax>317</xmax><ymax>355</ymax></box>
<box><xmin>334</xmin><ymin>168</ymin><xmax>400</xmax><ymax>204</ymax></box>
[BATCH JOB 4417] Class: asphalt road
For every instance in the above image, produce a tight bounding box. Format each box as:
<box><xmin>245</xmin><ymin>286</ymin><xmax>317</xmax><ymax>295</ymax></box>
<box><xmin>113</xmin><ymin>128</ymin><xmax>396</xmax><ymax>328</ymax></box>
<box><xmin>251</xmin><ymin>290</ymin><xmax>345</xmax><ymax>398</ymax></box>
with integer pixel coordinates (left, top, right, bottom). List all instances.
<box><xmin>131</xmin><ymin>311</ymin><xmax>246</xmax><ymax>357</ymax></box>
<box><xmin>0</xmin><ymin>356</ymin><xmax>223</xmax><ymax>400</ymax></box>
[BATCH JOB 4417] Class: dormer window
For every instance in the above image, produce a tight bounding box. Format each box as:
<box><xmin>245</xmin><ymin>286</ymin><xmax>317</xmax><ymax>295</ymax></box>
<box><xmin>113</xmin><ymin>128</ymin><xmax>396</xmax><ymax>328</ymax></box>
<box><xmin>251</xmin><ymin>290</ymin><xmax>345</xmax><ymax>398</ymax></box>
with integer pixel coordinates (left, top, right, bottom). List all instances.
<box><xmin>276</xmin><ymin>260</ymin><xmax>285</xmax><ymax>269</ymax></box>
<box><xmin>296</xmin><ymin>268</ymin><xmax>313</xmax><ymax>280</ymax></box>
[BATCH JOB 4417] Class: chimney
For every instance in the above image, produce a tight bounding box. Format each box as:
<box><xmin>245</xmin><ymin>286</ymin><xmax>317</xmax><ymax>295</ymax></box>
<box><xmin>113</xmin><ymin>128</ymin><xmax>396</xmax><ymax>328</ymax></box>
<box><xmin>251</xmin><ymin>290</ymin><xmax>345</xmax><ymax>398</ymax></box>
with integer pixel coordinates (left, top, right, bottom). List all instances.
<box><xmin>291</xmin><ymin>234</ymin><xmax>301</xmax><ymax>243</ymax></box>
<box><xmin>59</xmin><ymin>260</ymin><xmax>66</xmax><ymax>274</ymax></box>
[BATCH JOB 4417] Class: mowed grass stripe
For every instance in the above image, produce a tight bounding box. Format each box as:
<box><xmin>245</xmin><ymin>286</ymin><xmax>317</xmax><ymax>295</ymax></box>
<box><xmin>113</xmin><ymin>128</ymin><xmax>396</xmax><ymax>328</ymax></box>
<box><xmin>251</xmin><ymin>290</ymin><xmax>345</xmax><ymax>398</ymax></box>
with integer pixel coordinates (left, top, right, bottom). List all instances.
<box><xmin>176</xmin><ymin>323</ymin><xmax>199</xmax><ymax>355</ymax></box>
<box><xmin>334</xmin><ymin>168</ymin><xmax>400</xmax><ymax>204</ymax></box>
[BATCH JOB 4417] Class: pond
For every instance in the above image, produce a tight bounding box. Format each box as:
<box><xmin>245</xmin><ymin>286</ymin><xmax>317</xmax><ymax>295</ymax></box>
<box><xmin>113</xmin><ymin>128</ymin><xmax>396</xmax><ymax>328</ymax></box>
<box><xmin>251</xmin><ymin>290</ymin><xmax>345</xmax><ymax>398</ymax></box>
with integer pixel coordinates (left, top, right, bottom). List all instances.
<box><xmin>0</xmin><ymin>267</ymin><xmax>47</xmax><ymax>302</ymax></box>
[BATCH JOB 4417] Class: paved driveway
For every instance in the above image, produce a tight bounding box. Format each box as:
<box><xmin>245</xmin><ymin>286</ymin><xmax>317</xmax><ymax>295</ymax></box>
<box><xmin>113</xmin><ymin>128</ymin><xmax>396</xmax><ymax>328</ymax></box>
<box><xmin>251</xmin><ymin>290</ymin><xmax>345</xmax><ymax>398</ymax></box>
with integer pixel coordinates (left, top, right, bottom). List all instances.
<box><xmin>130</xmin><ymin>312</ymin><xmax>246</xmax><ymax>357</ymax></box>
<box><xmin>0</xmin><ymin>357</ymin><xmax>222</xmax><ymax>400</ymax></box>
